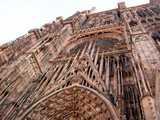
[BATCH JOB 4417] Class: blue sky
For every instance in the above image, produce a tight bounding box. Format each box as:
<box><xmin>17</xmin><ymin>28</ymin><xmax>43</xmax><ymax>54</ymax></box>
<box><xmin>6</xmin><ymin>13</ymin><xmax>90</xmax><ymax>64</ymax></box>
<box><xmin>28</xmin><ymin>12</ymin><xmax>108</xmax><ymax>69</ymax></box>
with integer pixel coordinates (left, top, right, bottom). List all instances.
<box><xmin>0</xmin><ymin>0</ymin><xmax>149</xmax><ymax>45</ymax></box>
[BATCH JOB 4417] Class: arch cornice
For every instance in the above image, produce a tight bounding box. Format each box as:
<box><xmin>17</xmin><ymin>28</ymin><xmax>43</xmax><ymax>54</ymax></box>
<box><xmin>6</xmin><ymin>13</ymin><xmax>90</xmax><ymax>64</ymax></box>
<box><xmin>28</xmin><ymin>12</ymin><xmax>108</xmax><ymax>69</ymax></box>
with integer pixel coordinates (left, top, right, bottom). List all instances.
<box><xmin>61</xmin><ymin>26</ymin><xmax>125</xmax><ymax>51</ymax></box>
<box><xmin>17</xmin><ymin>84</ymin><xmax>120</xmax><ymax>120</ymax></box>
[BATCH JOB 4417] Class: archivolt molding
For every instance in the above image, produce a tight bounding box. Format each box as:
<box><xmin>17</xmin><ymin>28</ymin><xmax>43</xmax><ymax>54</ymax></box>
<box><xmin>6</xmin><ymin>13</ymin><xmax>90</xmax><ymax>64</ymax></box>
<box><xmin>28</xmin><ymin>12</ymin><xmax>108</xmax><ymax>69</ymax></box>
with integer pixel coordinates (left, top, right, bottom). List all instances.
<box><xmin>18</xmin><ymin>85</ymin><xmax>120</xmax><ymax>120</ymax></box>
<box><xmin>62</xmin><ymin>26</ymin><xmax>125</xmax><ymax>50</ymax></box>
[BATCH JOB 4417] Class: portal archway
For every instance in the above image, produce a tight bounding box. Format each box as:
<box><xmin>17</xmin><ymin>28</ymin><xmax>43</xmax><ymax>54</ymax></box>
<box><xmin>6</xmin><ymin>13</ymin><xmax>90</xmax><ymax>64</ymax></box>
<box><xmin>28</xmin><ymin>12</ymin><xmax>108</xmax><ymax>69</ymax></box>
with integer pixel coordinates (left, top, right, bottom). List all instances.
<box><xmin>19</xmin><ymin>85</ymin><xmax>120</xmax><ymax>120</ymax></box>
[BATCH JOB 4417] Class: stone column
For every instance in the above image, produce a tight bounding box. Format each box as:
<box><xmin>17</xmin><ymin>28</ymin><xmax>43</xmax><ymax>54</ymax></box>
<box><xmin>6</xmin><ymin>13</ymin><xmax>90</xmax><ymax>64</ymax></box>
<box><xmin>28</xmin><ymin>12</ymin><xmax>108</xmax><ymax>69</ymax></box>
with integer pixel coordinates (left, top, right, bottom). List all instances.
<box><xmin>141</xmin><ymin>96</ymin><xmax>157</xmax><ymax>120</ymax></box>
<box><xmin>155</xmin><ymin>70</ymin><xmax>160</xmax><ymax>120</ymax></box>
<box><xmin>118</xmin><ymin>2</ymin><xmax>160</xmax><ymax>120</ymax></box>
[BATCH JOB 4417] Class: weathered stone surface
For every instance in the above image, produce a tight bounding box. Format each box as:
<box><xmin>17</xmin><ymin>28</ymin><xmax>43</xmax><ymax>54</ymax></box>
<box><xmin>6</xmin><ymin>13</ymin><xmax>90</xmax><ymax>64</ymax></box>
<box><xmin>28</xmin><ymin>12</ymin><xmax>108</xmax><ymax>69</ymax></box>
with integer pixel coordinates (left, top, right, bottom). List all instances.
<box><xmin>0</xmin><ymin>1</ymin><xmax>160</xmax><ymax>120</ymax></box>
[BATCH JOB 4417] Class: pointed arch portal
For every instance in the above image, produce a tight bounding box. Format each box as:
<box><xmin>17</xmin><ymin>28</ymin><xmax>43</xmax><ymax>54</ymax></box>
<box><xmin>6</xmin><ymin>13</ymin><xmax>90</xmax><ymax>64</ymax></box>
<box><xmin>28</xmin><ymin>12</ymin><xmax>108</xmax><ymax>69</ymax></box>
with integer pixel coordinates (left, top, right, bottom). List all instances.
<box><xmin>18</xmin><ymin>85</ymin><xmax>120</xmax><ymax>120</ymax></box>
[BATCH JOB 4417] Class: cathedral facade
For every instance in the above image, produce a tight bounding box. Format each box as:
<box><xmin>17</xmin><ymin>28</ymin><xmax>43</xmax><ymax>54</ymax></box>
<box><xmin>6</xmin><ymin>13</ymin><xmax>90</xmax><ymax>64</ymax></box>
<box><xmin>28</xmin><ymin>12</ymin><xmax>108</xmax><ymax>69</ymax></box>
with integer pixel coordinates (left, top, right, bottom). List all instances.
<box><xmin>0</xmin><ymin>1</ymin><xmax>160</xmax><ymax>120</ymax></box>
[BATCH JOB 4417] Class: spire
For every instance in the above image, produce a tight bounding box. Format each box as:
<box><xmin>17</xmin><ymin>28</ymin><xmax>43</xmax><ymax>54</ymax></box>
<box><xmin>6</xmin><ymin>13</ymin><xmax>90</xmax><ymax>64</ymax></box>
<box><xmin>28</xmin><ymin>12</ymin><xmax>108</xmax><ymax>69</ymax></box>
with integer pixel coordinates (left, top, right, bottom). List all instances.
<box><xmin>117</xmin><ymin>2</ymin><xmax>126</xmax><ymax>9</ymax></box>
